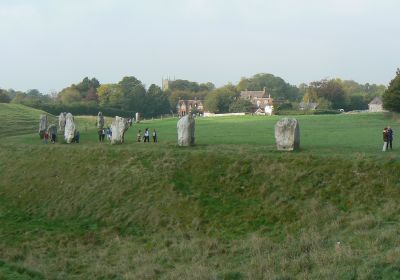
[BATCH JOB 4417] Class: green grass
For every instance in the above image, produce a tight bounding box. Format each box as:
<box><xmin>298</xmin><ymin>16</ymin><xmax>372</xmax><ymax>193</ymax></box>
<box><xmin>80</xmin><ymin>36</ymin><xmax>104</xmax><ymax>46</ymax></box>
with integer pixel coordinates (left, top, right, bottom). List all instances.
<box><xmin>11</xmin><ymin>111</ymin><xmax>400</xmax><ymax>159</ymax></box>
<box><xmin>0</xmin><ymin>103</ymin><xmax>57</xmax><ymax>137</ymax></box>
<box><xmin>2</xmin><ymin>104</ymin><xmax>400</xmax><ymax>279</ymax></box>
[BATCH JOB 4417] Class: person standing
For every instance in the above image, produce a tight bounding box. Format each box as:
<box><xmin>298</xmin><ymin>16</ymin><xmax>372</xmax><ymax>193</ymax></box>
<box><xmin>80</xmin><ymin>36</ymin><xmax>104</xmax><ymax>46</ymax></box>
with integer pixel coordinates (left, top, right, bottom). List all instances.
<box><xmin>144</xmin><ymin>128</ymin><xmax>150</xmax><ymax>142</ymax></box>
<box><xmin>106</xmin><ymin>127</ymin><xmax>112</xmax><ymax>142</ymax></box>
<box><xmin>101</xmin><ymin>129</ymin><xmax>105</xmax><ymax>142</ymax></box>
<box><xmin>75</xmin><ymin>131</ymin><xmax>80</xmax><ymax>144</ymax></box>
<box><xmin>98</xmin><ymin>129</ymin><xmax>102</xmax><ymax>142</ymax></box>
<box><xmin>383</xmin><ymin>127</ymin><xmax>388</xmax><ymax>152</ymax></box>
<box><xmin>153</xmin><ymin>129</ymin><xmax>157</xmax><ymax>143</ymax></box>
<box><xmin>43</xmin><ymin>131</ymin><xmax>49</xmax><ymax>144</ymax></box>
<box><xmin>387</xmin><ymin>126</ymin><xmax>393</xmax><ymax>150</ymax></box>
<box><xmin>51</xmin><ymin>132</ymin><xmax>56</xmax><ymax>143</ymax></box>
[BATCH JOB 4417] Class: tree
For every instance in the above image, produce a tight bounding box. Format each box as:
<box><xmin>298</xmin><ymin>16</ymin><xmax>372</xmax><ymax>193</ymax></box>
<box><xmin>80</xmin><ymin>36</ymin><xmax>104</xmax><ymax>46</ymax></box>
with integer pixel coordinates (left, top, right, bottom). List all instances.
<box><xmin>117</xmin><ymin>76</ymin><xmax>146</xmax><ymax>111</ymax></box>
<box><xmin>0</xmin><ymin>89</ymin><xmax>11</xmax><ymax>103</ymax></box>
<box><xmin>229</xmin><ymin>99</ymin><xmax>253</xmax><ymax>113</ymax></box>
<box><xmin>204</xmin><ymin>85</ymin><xmax>238</xmax><ymax>113</ymax></box>
<box><xmin>335</xmin><ymin>79</ymin><xmax>385</xmax><ymax>110</ymax></box>
<box><xmin>97</xmin><ymin>84</ymin><xmax>122</xmax><ymax>107</ymax></box>
<box><xmin>304</xmin><ymin>79</ymin><xmax>346</xmax><ymax>109</ymax></box>
<box><xmin>118</xmin><ymin>76</ymin><xmax>141</xmax><ymax>92</ymax></box>
<box><xmin>168</xmin><ymin>79</ymin><xmax>200</xmax><ymax>92</ymax></box>
<box><xmin>383</xmin><ymin>69</ymin><xmax>400</xmax><ymax>112</ymax></box>
<box><xmin>144</xmin><ymin>84</ymin><xmax>170</xmax><ymax>117</ymax></box>
<box><xmin>10</xmin><ymin>89</ymin><xmax>51</xmax><ymax>106</ymax></box>
<box><xmin>76</xmin><ymin>77</ymin><xmax>100</xmax><ymax>93</ymax></box>
<box><xmin>237</xmin><ymin>73</ymin><xmax>300</xmax><ymax>101</ymax></box>
<box><xmin>85</xmin><ymin>87</ymin><xmax>99</xmax><ymax>102</ymax></box>
<box><xmin>199</xmin><ymin>82</ymin><xmax>215</xmax><ymax>91</ymax></box>
<box><xmin>58</xmin><ymin>88</ymin><xmax>82</xmax><ymax>104</ymax></box>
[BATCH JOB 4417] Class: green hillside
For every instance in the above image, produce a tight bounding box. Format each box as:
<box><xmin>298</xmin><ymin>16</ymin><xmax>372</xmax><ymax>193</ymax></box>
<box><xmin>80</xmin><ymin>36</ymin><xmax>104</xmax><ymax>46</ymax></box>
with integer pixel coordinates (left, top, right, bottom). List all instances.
<box><xmin>0</xmin><ymin>103</ymin><xmax>57</xmax><ymax>137</ymax></box>
<box><xmin>1</xmin><ymin>107</ymin><xmax>400</xmax><ymax>279</ymax></box>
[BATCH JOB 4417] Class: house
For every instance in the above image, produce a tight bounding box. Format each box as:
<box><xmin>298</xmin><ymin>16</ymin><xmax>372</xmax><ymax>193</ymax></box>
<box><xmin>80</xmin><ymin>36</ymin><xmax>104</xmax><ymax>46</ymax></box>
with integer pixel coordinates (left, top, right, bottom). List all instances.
<box><xmin>177</xmin><ymin>99</ymin><xmax>204</xmax><ymax>116</ymax></box>
<box><xmin>368</xmin><ymin>96</ymin><xmax>384</xmax><ymax>112</ymax></box>
<box><xmin>240</xmin><ymin>88</ymin><xmax>267</xmax><ymax>100</ymax></box>
<box><xmin>299</xmin><ymin>102</ymin><xmax>318</xmax><ymax>110</ymax></box>
<box><xmin>240</xmin><ymin>88</ymin><xmax>274</xmax><ymax>115</ymax></box>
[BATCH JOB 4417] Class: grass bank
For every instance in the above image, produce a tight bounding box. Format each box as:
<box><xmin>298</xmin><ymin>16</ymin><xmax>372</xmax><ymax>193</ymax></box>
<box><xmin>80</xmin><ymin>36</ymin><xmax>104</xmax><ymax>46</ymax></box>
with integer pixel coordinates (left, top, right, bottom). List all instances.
<box><xmin>1</xmin><ymin>142</ymin><xmax>400</xmax><ymax>279</ymax></box>
<box><xmin>2</xmin><ymin>105</ymin><xmax>400</xmax><ymax>278</ymax></box>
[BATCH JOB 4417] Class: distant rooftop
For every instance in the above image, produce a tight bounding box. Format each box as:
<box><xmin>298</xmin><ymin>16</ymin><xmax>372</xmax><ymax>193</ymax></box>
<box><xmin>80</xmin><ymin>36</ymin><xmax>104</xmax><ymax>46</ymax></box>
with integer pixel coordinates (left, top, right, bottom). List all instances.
<box><xmin>369</xmin><ymin>96</ymin><xmax>383</xmax><ymax>105</ymax></box>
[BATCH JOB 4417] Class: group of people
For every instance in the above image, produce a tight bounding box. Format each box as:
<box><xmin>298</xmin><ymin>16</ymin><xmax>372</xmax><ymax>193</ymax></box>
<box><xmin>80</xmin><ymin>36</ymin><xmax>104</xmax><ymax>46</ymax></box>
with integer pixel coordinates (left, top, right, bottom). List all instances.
<box><xmin>43</xmin><ymin>131</ymin><xmax>57</xmax><ymax>144</ymax></box>
<box><xmin>97</xmin><ymin>127</ymin><xmax>157</xmax><ymax>143</ymax></box>
<box><xmin>98</xmin><ymin>128</ymin><xmax>112</xmax><ymax>142</ymax></box>
<box><xmin>383</xmin><ymin>126</ymin><xmax>394</xmax><ymax>151</ymax></box>
<box><xmin>137</xmin><ymin>128</ymin><xmax>157</xmax><ymax>143</ymax></box>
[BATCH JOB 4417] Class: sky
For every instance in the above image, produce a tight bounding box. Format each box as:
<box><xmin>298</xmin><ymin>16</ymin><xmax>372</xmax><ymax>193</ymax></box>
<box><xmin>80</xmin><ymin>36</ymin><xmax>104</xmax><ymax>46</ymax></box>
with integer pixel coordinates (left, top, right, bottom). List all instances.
<box><xmin>0</xmin><ymin>0</ymin><xmax>399</xmax><ymax>93</ymax></box>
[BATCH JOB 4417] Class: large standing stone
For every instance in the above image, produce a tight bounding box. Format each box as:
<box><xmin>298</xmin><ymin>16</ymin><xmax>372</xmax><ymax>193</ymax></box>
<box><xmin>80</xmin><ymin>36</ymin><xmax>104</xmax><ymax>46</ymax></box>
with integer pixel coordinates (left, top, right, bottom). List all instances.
<box><xmin>97</xmin><ymin>112</ymin><xmax>104</xmax><ymax>129</ymax></box>
<box><xmin>135</xmin><ymin>112</ymin><xmax>140</xmax><ymax>123</ymax></box>
<box><xmin>177</xmin><ymin>114</ymin><xmax>195</xmax><ymax>146</ymax></box>
<box><xmin>58</xmin><ymin>112</ymin><xmax>66</xmax><ymax>133</ymax></box>
<box><xmin>111</xmin><ymin>116</ymin><xmax>129</xmax><ymax>144</ymax></box>
<box><xmin>274</xmin><ymin>118</ymin><xmax>300</xmax><ymax>151</ymax></box>
<box><xmin>39</xmin><ymin>114</ymin><xmax>48</xmax><ymax>139</ymax></box>
<box><xmin>64</xmin><ymin>113</ymin><xmax>76</xmax><ymax>144</ymax></box>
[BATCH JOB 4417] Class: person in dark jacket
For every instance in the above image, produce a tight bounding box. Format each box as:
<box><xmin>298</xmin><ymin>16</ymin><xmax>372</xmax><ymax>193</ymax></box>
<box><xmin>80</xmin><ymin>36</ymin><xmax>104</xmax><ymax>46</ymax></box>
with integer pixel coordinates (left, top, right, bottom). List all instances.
<box><xmin>51</xmin><ymin>133</ymin><xmax>56</xmax><ymax>143</ymax></box>
<box><xmin>152</xmin><ymin>129</ymin><xmax>157</xmax><ymax>143</ymax></box>
<box><xmin>75</xmin><ymin>131</ymin><xmax>80</xmax><ymax>144</ymax></box>
<box><xmin>383</xmin><ymin>127</ymin><xmax>388</xmax><ymax>152</ymax></box>
<box><xmin>387</xmin><ymin>126</ymin><xmax>393</xmax><ymax>149</ymax></box>
<box><xmin>98</xmin><ymin>129</ymin><xmax>103</xmax><ymax>142</ymax></box>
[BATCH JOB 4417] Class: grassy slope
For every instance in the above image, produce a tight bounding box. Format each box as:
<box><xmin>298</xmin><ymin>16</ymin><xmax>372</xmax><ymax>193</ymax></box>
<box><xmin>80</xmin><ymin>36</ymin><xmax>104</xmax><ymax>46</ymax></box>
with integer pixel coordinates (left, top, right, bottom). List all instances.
<box><xmin>1</xmin><ymin>107</ymin><xmax>400</xmax><ymax>279</ymax></box>
<box><xmin>0</xmin><ymin>103</ymin><xmax>57</xmax><ymax>137</ymax></box>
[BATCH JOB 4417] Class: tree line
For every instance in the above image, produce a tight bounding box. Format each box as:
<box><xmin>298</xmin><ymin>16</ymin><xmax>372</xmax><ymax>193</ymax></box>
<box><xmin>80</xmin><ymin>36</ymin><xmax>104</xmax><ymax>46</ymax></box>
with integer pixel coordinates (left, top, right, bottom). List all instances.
<box><xmin>0</xmin><ymin>73</ymin><xmax>389</xmax><ymax>116</ymax></box>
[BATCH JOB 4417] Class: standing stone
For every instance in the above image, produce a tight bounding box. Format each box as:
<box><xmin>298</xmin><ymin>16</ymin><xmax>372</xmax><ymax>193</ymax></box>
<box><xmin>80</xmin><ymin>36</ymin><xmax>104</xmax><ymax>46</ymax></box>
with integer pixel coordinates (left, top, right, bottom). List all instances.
<box><xmin>64</xmin><ymin>113</ymin><xmax>76</xmax><ymax>144</ymax></box>
<box><xmin>135</xmin><ymin>112</ymin><xmax>140</xmax><ymax>123</ymax></box>
<box><xmin>97</xmin><ymin>112</ymin><xmax>104</xmax><ymax>129</ymax></box>
<box><xmin>177</xmin><ymin>114</ymin><xmax>195</xmax><ymax>146</ymax></box>
<box><xmin>39</xmin><ymin>114</ymin><xmax>48</xmax><ymax>139</ymax></box>
<box><xmin>111</xmin><ymin>116</ymin><xmax>129</xmax><ymax>144</ymax></box>
<box><xmin>58</xmin><ymin>112</ymin><xmax>67</xmax><ymax>134</ymax></box>
<box><xmin>274</xmin><ymin>118</ymin><xmax>300</xmax><ymax>151</ymax></box>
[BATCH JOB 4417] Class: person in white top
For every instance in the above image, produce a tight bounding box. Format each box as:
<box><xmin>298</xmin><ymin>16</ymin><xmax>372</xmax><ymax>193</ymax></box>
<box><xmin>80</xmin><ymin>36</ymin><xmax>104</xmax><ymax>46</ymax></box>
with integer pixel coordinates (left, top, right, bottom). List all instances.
<box><xmin>144</xmin><ymin>128</ymin><xmax>150</xmax><ymax>142</ymax></box>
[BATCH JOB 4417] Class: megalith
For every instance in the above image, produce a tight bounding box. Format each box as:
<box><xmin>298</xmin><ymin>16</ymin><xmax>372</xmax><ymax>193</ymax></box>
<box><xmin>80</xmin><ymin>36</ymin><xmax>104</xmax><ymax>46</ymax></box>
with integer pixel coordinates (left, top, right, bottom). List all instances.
<box><xmin>135</xmin><ymin>112</ymin><xmax>140</xmax><ymax>123</ymax></box>
<box><xmin>177</xmin><ymin>114</ymin><xmax>195</xmax><ymax>146</ymax></box>
<box><xmin>111</xmin><ymin>116</ymin><xmax>129</xmax><ymax>144</ymax></box>
<box><xmin>274</xmin><ymin>118</ymin><xmax>300</xmax><ymax>151</ymax></box>
<box><xmin>39</xmin><ymin>114</ymin><xmax>48</xmax><ymax>139</ymax></box>
<box><xmin>58</xmin><ymin>112</ymin><xmax>67</xmax><ymax>134</ymax></box>
<box><xmin>64</xmin><ymin>113</ymin><xmax>76</xmax><ymax>143</ymax></box>
<box><xmin>97</xmin><ymin>112</ymin><xmax>104</xmax><ymax>129</ymax></box>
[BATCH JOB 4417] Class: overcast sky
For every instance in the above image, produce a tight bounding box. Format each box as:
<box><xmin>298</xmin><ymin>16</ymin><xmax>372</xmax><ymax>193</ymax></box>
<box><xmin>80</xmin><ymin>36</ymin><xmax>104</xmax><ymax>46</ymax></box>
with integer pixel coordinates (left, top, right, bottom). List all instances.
<box><xmin>1</xmin><ymin>0</ymin><xmax>399</xmax><ymax>93</ymax></box>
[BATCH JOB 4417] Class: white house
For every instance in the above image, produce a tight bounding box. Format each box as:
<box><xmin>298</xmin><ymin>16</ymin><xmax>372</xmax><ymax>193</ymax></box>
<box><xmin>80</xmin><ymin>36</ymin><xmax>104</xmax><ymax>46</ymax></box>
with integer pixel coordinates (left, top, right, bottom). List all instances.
<box><xmin>368</xmin><ymin>97</ymin><xmax>384</xmax><ymax>112</ymax></box>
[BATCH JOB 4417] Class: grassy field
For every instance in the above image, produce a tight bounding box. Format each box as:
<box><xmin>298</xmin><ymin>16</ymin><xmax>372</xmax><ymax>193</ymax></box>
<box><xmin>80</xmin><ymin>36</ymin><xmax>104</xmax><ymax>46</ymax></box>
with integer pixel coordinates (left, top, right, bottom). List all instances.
<box><xmin>1</xmin><ymin>104</ymin><xmax>400</xmax><ymax>279</ymax></box>
<box><xmin>4</xmin><ymin>102</ymin><xmax>399</xmax><ymax>157</ymax></box>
